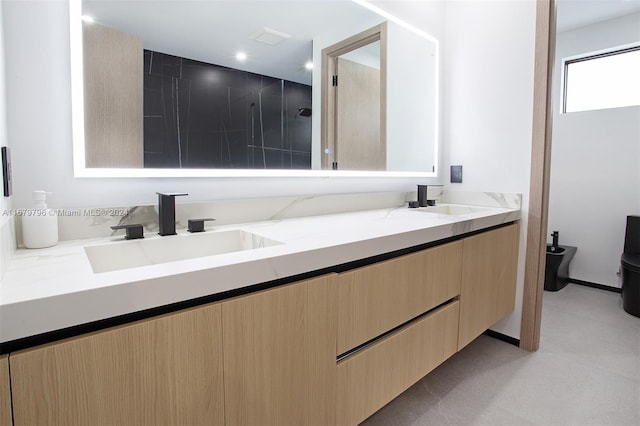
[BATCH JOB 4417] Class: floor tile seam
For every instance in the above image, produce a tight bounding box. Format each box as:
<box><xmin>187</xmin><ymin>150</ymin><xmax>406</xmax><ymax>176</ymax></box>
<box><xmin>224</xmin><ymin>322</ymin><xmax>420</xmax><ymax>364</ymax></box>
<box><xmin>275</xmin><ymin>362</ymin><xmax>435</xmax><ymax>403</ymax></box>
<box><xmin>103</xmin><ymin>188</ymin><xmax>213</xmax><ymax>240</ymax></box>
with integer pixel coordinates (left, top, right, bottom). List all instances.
<box><xmin>532</xmin><ymin>346</ymin><xmax>640</xmax><ymax>384</ymax></box>
<box><xmin>541</xmin><ymin>299</ymin><xmax>640</xmax><ymax>332</ymax></box>
<box><xmin>484</xmin><ymin>383</ymin><xmax>589</xmax><ymax>426</ymax></box>
<box><xmin>474</xmin><ymin>404</ymin><xmax>536</xmax><ymax>426</ymax></box>
<box><xmin>540</xmin><ymin>330</ymin><xmax>640</xmax><ymax>354</ymax></box>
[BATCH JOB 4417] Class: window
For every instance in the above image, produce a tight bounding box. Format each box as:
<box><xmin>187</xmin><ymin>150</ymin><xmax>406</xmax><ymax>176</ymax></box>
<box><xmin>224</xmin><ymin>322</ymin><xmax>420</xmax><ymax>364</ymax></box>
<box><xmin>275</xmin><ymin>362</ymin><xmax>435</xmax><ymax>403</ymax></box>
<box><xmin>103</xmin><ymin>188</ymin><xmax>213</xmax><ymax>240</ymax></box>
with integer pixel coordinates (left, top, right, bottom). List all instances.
<box><xmin>562</xmin><ymin>45</ymin><xmax>640</xmax><ymax>113</ymax></box>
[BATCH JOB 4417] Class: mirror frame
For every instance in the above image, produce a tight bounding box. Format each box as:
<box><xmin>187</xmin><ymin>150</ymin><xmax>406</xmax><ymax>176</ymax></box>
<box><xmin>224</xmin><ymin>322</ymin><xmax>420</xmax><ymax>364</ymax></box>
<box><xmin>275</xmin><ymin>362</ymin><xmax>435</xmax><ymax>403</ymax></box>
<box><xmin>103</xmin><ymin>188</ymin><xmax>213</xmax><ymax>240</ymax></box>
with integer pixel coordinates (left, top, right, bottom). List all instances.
<box><xmin>69</xmin><ymin>0</ymin><xmax>439</xmax><ymax>178</ymax></box>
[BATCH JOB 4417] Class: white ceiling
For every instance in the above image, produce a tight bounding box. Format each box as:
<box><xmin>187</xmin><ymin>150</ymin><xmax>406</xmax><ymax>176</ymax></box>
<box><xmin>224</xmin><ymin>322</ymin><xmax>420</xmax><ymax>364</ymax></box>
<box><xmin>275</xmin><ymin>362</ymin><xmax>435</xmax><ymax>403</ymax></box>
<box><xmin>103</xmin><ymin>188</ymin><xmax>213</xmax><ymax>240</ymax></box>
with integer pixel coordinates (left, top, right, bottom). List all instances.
<box><xmin>556</xmin><ymin>0</ymin><xmax>640</xmax><ymax>32</ymax></box>
<box><xmin>82</xmin><ymin>1</ymin><xmax>385</xmax><ymax>85</ymax></box>
<box><xmin>82</xmin><ymin>0</ymin><xmax>640</xmax><ymax>84</ymax></box>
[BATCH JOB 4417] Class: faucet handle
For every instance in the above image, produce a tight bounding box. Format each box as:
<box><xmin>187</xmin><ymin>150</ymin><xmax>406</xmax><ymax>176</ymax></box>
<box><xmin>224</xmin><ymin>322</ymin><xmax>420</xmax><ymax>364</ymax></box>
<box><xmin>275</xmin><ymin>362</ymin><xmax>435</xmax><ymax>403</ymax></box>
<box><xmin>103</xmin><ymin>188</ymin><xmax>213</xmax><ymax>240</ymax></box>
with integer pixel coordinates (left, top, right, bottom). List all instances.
<box><xmin>111</xmin><ymin>224</ymin><xmax>144</xmax><ymax>240</ymax></box>
<box><xmin>187</xmin><ymin>218</ymin><xmax>216</xmax><ymax>233</ymax></box>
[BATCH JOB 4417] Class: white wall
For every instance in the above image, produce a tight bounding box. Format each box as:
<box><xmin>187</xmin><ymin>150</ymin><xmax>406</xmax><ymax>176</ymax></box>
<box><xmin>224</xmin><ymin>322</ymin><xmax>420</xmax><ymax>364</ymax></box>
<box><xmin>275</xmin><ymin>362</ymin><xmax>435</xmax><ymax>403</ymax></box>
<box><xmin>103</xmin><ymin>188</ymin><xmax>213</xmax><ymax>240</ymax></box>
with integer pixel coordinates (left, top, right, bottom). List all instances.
<box><xmin>443</xmin><ymin>0</ymin><xmax>537</xmax><ymax>339</ymax></box>
<box><xmin>386</xmin><ymin>20</ymin><xmax>437</xmax><ymax>172</ymax></box>
<box><xmin>549</xmin><ymin>12</ymin><xmax>640</xmax><ymax>288</ymax></box>
<box><xmin>371</xmin><ymin>0</ymin><xmax>445</xmax><ymax>175</ymax></box>
<box><xmin>3</xmin><ymin>0</ymin><xmax>540</xmax><ymax>340</ymax></box>
<box><xmin>0</xmin><ymin>0</ymin><xmax>15</xmax><ymax>279</ymax></box>
<box><xmin>3</xmin><ymin>0</ymin><xmax>444</xmax><ymax>212</ymax></box>
<box><xmin>0</xmin><ymin>1</ymin><xmax>8</xmax><ymax>216</ymax></box>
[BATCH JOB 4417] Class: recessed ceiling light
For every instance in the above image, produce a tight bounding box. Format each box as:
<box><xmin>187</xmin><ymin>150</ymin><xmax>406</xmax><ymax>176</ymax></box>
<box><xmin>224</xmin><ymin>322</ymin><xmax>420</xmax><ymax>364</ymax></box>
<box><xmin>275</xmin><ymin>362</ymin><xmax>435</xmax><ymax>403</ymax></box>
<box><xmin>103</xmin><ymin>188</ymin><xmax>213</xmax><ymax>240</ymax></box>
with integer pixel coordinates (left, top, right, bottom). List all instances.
<box><xmin>236</xmin><ymin>52</ymin><xmax>247</xmax><ymax>62</ymax></box>
<box><xmin>81</xmin><ymin>15</ymin><xmax>95</xmax><ymax>23</ymax></box>
<box><xmin>305</xmin><ymin>61</ymin><xmax>313</xmax><ymax>71</ymax></box>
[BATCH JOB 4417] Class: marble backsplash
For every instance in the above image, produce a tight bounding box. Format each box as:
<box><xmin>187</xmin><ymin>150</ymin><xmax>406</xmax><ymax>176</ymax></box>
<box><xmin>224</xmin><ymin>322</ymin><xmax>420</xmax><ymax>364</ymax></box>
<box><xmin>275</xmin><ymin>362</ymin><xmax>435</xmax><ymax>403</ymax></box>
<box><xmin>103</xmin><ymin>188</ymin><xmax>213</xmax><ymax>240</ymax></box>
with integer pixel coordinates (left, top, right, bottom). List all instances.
<box><xmin>0</xmin><ymin>216</ymin><xmax>16</xmax><ymax>278</ymax></box>
<box><xmin>11</xmin><ymin>191</ymin><xmax>409</xmax><ymax>244</ymax></box>
<box><xmin>441</xmin><ymin>191</ymin><xmax>522</xmax><ymax>209</ymax></box>
<box><xmin>12</xmin><ymin>190</ymin><xmax>522</xmax><ymax>246</ymax></box>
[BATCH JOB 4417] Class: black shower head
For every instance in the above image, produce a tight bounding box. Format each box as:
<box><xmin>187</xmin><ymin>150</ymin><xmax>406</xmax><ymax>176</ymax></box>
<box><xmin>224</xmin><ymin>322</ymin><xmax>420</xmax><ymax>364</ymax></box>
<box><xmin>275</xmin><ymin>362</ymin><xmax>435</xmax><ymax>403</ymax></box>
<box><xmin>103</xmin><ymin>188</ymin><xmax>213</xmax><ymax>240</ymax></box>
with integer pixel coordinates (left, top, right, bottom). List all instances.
<box><xmin>297</xmin><ymin>107</ymin><xmax>312</xmax><ymax>117</ymax></box>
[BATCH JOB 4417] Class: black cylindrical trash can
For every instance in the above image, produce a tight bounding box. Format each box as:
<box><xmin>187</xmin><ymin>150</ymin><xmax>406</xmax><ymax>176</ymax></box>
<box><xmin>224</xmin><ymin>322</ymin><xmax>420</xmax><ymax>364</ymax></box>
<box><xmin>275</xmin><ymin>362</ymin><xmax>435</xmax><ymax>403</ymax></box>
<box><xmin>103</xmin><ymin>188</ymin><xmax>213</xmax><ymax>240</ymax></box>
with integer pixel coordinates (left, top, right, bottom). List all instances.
<box><xmin>621</xmin><ymin>254</ymin><xmax>640</xmax><ymax>317</ymax></box>
<box><xmin>621</xmin><ymin>215</ymin><xmax>640</xmax><ymax>317</ymax></box>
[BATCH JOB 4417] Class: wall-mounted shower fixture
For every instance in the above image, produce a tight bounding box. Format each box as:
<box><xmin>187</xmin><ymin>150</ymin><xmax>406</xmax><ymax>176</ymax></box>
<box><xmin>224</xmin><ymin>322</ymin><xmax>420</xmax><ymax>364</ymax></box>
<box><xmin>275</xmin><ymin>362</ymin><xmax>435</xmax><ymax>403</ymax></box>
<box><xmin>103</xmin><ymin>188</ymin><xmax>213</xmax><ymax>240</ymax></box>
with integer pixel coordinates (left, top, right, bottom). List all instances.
<box><xmin>298</xmin><ymin>107</ymin><xmax>312</xmax><ymax>117</ymax></box>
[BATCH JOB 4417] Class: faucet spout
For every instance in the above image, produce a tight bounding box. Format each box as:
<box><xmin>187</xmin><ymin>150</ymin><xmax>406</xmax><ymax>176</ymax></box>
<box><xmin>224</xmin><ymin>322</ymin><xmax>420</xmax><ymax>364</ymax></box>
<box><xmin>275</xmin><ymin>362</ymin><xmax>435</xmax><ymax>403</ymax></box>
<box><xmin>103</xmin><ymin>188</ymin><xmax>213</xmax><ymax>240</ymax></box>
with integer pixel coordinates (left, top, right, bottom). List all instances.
<box><xmin>157</xmin><ymin>192</ymin><xmax>188</xmax><ymax>236</ymax></box>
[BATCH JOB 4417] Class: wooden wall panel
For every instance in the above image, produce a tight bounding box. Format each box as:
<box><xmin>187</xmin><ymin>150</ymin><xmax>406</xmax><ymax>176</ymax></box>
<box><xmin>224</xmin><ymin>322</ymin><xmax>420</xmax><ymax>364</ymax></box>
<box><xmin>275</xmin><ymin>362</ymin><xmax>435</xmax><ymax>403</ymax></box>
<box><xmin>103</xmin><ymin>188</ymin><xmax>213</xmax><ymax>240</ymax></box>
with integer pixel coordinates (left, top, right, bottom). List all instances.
<box><xmin>83</xmin><ymin>22</ymin><xmax>143</xmax><ymax>168</ymax></box>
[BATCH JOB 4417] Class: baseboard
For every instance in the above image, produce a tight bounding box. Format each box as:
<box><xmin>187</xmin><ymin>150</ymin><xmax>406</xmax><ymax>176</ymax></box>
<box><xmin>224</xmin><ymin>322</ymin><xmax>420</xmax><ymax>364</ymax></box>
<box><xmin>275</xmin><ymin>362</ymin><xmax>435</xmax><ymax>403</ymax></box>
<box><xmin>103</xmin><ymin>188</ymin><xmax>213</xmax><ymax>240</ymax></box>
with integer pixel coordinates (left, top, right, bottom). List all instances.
<box><xmin>568</xmin><ymin>278</ymin><xmax>622</xmax><ymax>294</ymax></box>
<box><xmin>483</xmin><ymin>329</ymin><xmax>520</xmax><ymax>347</ymax></box>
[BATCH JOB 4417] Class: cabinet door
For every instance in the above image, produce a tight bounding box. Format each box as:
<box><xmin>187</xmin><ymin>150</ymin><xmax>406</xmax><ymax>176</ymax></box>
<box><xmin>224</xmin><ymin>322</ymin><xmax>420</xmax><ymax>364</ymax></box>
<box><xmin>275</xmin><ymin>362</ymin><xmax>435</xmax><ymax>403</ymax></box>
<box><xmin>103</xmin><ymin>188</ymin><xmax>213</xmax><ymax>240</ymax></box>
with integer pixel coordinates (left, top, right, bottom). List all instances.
<box><xmin>337</xmin><ymin>301</ymin><xmax>460</xmax><ymax>426</ymax></box>
<box><xmin>337</xmin><ymin>241</ymin><xmax>462</xmax><ymax>354</ymax></box>
<box><xmin>458</xmin><ymin>223</ymin><xmax>520</xmax><ymax>349</ymax></box>
<box><xmin>0</xmin><ymin>355</ymin><xmax>11</xmax><ymax>426</ymax></box>
<box><xmin>10</xmin><ymin>303</ymin><xmax>224</xmax><ymax>426</ymax></box>
<box><xmin>222</xmin><ymin>274</ymin><xmax>338</xmax><ymax>426</ymax></box>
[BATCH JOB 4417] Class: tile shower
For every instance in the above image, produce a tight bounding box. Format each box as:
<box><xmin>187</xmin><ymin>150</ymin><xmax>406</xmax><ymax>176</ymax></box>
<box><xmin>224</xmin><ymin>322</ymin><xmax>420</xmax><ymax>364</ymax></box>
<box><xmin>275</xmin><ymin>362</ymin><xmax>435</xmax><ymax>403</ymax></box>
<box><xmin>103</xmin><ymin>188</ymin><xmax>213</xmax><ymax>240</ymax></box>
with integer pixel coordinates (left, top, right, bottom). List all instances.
<box><xmin>143</xmin><ymin>51</ymin><xmax>312</xmax><ymax>169</ymax></box>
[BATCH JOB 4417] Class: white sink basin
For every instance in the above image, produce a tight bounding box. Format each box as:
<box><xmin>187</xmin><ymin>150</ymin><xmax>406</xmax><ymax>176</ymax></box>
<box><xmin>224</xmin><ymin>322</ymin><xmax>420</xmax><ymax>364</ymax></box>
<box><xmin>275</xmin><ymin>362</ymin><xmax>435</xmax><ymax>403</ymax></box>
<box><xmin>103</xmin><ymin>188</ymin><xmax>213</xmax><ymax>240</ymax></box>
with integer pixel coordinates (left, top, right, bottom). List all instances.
<box><xmin>419</xmin><ymin>205</ymin><xmax>494</xmax><ymax>216</ymax></box>
<box><xmin>84</xmin><ymin>230</ymin><xmax>282</xmax><ymax>273</ymax></box>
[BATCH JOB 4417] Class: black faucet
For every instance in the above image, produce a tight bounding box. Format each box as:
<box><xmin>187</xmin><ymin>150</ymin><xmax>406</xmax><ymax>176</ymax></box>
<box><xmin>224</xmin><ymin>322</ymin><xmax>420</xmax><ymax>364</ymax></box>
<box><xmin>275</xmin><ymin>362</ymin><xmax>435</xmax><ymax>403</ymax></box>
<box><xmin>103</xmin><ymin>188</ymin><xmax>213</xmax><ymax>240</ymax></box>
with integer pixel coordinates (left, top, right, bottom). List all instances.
<box><xmin>417</xmin><ymin>184</ymin><xmax>443</xmax><ymax>207</ymax></box>
<box><xmin>157</xmin><ymin>192</ymin><xmax>188</xmax><ymax>236</ymax></box>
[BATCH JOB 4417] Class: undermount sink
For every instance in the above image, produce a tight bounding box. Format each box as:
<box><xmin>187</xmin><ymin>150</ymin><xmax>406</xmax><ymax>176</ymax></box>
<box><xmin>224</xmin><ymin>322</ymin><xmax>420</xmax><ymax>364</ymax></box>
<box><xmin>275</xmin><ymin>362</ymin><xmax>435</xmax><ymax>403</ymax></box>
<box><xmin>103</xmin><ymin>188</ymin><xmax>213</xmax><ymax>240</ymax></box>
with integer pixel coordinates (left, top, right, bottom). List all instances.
<box><xmin>419</xmin><ymin>205</ymin><xmax>494</xmax><ymax>216</ymax></box>
<box><xmin>84</xmin><ymin>230</ymin><xmax>282</xmax><ymax>273</ymax></box>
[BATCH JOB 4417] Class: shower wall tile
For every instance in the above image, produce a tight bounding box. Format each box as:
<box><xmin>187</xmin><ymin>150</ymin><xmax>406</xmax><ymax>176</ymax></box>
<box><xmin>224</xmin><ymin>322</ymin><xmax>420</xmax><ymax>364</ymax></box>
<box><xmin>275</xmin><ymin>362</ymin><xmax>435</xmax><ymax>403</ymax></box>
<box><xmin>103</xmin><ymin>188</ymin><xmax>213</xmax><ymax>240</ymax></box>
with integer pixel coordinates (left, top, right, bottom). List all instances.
<box><xmin>143</xmin><ymin>50</ymin><xmax>312</xmax><ymax>169</ymax></box>
<box><xmin>291</xmin><ymin>152</ymin><xmax>312</xmax><ymax>169</ymax></box>
<box><xmin>286</xmin><ymin>82</ymin><xmax>313</xmax><ymax>153</ymax></box>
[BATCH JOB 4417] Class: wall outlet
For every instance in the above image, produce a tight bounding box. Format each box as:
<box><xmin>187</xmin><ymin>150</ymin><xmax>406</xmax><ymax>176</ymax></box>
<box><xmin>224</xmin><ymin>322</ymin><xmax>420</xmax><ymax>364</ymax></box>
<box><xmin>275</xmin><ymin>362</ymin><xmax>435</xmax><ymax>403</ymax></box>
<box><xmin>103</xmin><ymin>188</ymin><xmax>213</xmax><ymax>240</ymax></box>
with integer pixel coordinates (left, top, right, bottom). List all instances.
<box><xmin>450</xmin><ymin>165</ymin><xmax>463</xmax><ymax>183</ymax></box>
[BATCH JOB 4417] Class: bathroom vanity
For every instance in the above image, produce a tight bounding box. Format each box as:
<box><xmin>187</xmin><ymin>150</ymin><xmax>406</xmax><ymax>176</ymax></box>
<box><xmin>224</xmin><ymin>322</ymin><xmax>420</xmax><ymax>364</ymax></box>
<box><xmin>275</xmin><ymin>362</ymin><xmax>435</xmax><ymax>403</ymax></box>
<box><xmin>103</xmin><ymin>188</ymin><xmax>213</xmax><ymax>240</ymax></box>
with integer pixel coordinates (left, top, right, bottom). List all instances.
<box><xmin>0</xmin><ymin>201</ymin><xmax>520</xmax><ymax>425</ymax></box>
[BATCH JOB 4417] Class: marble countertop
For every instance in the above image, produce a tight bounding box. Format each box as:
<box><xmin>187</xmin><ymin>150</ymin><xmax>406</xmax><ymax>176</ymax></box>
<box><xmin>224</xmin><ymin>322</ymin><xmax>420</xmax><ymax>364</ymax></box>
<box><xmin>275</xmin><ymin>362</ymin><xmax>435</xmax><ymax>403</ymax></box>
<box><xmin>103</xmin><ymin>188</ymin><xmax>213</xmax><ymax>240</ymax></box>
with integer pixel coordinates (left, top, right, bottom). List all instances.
<box><xmin>0</xmin><ymin>204</ymin><xmax>520</xmax><ymax>344</ymax></box>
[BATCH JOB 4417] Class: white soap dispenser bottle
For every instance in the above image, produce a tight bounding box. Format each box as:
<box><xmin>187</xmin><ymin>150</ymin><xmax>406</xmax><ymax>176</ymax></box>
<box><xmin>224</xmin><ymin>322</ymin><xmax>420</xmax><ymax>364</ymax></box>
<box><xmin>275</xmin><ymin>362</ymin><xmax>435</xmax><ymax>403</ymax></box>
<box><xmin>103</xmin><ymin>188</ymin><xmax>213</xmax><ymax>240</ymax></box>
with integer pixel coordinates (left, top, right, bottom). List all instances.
<box><xmin>22</xmin><ymin>190</ymin><xmax>58</xmax><ymax>249</ymax></box>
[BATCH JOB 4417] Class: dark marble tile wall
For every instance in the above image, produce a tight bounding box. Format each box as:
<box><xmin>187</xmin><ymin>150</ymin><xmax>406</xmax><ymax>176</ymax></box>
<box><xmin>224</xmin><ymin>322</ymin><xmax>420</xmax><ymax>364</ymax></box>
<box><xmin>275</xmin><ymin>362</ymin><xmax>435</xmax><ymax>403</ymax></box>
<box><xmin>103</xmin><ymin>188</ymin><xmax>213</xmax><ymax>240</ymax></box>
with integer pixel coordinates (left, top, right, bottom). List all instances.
<box><xmin>143</xmin><ymin>50</ymin><xmax>312</xmax><ymax>169</ymax></box>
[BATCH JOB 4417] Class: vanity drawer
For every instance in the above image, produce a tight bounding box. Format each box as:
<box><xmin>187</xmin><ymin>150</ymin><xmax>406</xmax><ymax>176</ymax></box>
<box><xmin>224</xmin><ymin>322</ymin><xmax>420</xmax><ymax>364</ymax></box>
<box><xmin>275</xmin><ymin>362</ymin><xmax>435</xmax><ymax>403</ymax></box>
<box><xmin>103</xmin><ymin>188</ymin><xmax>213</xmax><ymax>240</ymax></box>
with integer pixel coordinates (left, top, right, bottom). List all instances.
<box><xmin>337</xmin><ymin>240</ymin><xmax>462</xmax><ymax>354</ymax></box>
<box><xmin>336</xmin><ymin>300</ymin><xmax>460</xmax><ymax>426</ymax></box>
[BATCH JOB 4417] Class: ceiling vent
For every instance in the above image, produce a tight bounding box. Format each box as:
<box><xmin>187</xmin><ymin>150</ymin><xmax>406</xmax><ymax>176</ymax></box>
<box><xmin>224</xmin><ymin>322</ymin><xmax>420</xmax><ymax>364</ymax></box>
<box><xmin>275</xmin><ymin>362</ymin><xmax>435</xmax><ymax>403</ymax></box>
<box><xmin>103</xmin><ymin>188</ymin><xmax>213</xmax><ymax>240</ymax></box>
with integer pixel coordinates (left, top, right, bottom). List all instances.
<box><xmin>253</xmin><ymin>27</ymin><xmax>291</xmax><ymax>45</ymax></box>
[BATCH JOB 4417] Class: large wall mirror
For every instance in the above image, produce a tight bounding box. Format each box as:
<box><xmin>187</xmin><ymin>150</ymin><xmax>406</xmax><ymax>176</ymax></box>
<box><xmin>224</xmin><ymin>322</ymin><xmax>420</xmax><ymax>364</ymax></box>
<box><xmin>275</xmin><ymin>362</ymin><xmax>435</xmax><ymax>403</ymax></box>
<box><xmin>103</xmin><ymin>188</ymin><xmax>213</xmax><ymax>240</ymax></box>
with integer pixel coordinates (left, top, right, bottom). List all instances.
<box><xmin>70</xmin><ymin>0</ymin><xmax>439</xmax><ymax>178</ymax></box>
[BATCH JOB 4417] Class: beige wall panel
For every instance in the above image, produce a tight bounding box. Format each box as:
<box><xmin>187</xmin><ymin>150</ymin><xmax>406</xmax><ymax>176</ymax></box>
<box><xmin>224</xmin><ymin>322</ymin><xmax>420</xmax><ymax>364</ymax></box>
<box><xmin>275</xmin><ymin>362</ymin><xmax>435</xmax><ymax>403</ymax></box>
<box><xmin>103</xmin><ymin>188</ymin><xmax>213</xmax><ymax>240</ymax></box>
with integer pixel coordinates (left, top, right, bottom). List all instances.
<box><xmin>83</xmin><ymin>22</ymin><xmax>143</xmax><ymax>168</ymax></box>
<box><xmin>335</xmin><ymin>57</ymin><xmax>384</xmax><ymax>170</ymax></box>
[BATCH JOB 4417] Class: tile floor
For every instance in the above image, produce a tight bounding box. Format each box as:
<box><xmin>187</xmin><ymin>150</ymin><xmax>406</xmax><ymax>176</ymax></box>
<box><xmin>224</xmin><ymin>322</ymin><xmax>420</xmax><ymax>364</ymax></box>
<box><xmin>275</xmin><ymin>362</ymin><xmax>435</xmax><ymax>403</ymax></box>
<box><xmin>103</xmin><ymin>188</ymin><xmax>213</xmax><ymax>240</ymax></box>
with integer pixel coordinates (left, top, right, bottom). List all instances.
<box><xmin>362</xmin><ymin>284</ymin><xmax>640</xmax><ymax>425</ymax></box>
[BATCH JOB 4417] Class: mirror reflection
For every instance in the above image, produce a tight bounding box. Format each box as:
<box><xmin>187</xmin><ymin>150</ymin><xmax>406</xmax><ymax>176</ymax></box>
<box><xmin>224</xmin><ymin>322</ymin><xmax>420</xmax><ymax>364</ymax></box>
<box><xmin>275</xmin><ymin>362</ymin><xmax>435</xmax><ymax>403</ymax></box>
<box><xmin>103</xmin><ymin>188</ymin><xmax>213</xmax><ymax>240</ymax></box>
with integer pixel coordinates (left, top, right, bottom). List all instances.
<box><xmin>139</xmin><ymin>49</ymin><xmax>313</xmax><ymax>170</ymax></box>
<box><xmin>75</xmin><ymin>0</ymin><xmax>438</xmax><ymax>175</ymax></box>
<box><xmin>334</xmin><ymin>41</ymin><xmax>382</xmax><ymax>170</ymax></box>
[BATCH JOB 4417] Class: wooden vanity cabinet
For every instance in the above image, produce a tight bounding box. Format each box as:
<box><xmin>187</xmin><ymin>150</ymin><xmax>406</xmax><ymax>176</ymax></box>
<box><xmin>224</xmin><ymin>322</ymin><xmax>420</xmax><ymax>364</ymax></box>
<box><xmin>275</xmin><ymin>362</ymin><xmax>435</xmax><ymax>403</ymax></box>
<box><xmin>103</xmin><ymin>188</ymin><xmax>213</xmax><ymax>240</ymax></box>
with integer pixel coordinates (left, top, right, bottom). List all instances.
<box><xmin>458</xmin><ymin>223</ymin><xmax>520</xmax><ymax>349</ymax></box>
<box><xmin>5</xmin><ymin>222</ymin><xmax>520</xmax><ymax>426</ymax></box>
<box><xmin>336</xmin><ymin>301</ymin><xmax>460</xmax><ymax>425</ymax></box>
<box><xmin>334</xmin><ymin>241</ymin><xmax>463</xmax><ymax>425</ymax></box>
<box><xmin>221</xmin><ymin>274</ymin><xmax>338</xmax><ymax>426</ymax></box>
<box><xmin>335</xmin><ymin>224</ymin><xmax>519</xmax><ymax>425</ymax></box>
<box><xmin>10</xmin><ymin>303</ymin><xmax>225</xmax><ymax>426</ymax></box>
<box><xmin>337</xmin><ymin>241</ymin><xmax>462</xmax><ymax>354</ymax></box>
<box><xmin>0</xmin><ymin>355</ymin><xmax>11</xmax><ymax>426</ymax></box>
